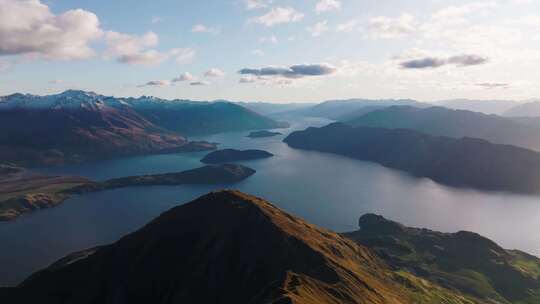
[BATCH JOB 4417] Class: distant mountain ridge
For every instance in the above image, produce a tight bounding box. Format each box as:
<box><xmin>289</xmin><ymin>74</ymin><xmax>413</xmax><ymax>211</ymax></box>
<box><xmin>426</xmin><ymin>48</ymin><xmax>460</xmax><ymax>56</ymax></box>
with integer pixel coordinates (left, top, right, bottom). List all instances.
<box><xmin>345</xmin><ymin>106</ymin><xmax>540</xmax><ymax>151</ymax></box>
<box><xmin>0</xmin><ymin>91</ymin><xmax>284</xmax><ymax>166</ymax></box>
<box><xmin>289</xmin><ymin>98</ymin><xmax>428</xmax><ymax>119</ymax></box>
<box><xmin>435</xmin><ymin>99</ymin><xmax>519</xmax><ymax>115</ymax></box>
<box><xmin>284</xmin><ymin>122</ymin><xmax>540</xmax><ymax>194</ymax></box>
<box><xmin>504</xmin><ymin>100</ymin><xmax>540</xmax><ymax>117</ymax></box>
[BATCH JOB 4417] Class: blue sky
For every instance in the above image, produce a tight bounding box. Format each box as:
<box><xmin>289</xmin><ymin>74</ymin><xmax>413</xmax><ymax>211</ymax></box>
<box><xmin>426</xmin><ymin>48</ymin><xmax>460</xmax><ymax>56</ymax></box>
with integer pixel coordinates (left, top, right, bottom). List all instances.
<box><xmin>1</xmin><ymin>0</ymin><xmax>540</xmax><ymax>102</ymax></box>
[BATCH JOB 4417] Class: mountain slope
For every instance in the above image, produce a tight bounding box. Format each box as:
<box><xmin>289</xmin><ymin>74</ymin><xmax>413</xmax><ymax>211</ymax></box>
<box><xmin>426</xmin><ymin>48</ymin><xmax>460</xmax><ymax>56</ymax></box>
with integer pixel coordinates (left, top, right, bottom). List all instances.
<box><xmin>0</xmin><ymin>92</ymin><xmax>187</xmax><ymax>166</ymax></box>
<box><xmin>291</xmin><ymin>99</ymin><xmax>427</xmax><ymax>120</ymax></box>
<box><xmin>345</xmin><ymin>214</ymin><xmax>540</xmax><ymax>304</ymax></box>
<box><xmin>504</xmin><ymin>100</ymin><xmax>540</xmax><ymax>117</ymax></box>
<box><xmin>436</xmin><ymin>99</ymin><xmax>518</xmax><ymax>115</ymax></box>
<box><xmin>0</xmin><ymin>90</ymin><xmax>285</xmax><ymax>166</ymax></box>
<box><xmin>284</xmin><ymin>122</ymin><xmax>540</xmax><ymax>194</ymax></box>
<box><xmin>346</xmin><ymin>106</ymin><xmax>540</xmax><ymax>151</ymax></box>
<box><xmin>0</xmin><ymin>190</ymin><xmax>477</xmax><ymax>304</ymax></box>
<box><xmin>127</xmin><ymin>98</ymin><xmax>287</xmax><ymax>135</ymax></box>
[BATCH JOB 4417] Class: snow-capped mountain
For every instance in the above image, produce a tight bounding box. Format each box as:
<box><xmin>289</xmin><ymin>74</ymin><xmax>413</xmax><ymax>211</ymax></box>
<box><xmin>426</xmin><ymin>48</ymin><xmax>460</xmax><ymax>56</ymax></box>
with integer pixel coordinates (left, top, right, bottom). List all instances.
<box><xmin>0</xmin><ymin>90</ymin><xmax>131</xmax><ymax>111</ymax></box>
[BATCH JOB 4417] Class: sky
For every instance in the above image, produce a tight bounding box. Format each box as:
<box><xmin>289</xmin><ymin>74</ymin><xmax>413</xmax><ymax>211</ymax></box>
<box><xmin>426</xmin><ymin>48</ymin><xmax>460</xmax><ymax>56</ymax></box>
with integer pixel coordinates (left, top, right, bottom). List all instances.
<box><xmin>1</xmin><ymin>0</ymin><xmax>540</xmax><ymax>103</ymax></box>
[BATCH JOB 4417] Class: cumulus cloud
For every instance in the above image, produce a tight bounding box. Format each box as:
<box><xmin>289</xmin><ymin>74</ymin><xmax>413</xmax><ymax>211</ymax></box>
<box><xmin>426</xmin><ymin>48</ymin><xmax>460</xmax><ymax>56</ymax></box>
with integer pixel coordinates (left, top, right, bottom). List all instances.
<box><xmin>0</xmin><ymin>0</ymin><xmax>102</xmax><ymax>59</ymax></box>
<box><xmin>138</xmin><ymin>80</ymin><xmax>171</xmax><ymax>87</ymax></box>
<box><xmin>315</xmin><ymin>0</ymin><xmax>341</xmax><ymax>14</ymax></box>
<box><xmin>190</xmin><ymin>81</ymin><xmax>210</xmax><ymax>86</ymax></box>
<box><xmin>249</xmin><ymin>7</ymin><xmax>304</xmax><ymax>27</ymax></box>
<box><xmin>204</xmin><ymin>68</ymin><xmax>225</xmax><ymax>77</ymax></box>
<box><xmin>367</xmin><ymin>14</ymin><xmax>417</xmax><ymax>39</ymax></box>
<box><xmin>307</xmin><ymin>21</ymin><xmax>329</xmax><ymax>37</ymax></box>
<box><xmin>400</xmin><ymin>54</ymin><xmax>488</xmax><ymax>69</ymax></box>
<box><xmin>172</xmin><ymin>72</ymin><xmax>195</xmax><ymax>82</ymax></box>
<box><xmin>238</xmin><ymin>63</ymin><xmax>337</xmax><ymax>79</ymax></box>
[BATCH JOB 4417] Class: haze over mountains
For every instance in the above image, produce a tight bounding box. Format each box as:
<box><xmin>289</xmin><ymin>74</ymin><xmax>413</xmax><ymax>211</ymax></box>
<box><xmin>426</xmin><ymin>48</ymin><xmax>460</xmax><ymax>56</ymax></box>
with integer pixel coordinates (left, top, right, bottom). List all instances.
<box><xmin>343</xmin><ymin>106</ymin><xmax>540</xmax><ymax>151</ymax></box>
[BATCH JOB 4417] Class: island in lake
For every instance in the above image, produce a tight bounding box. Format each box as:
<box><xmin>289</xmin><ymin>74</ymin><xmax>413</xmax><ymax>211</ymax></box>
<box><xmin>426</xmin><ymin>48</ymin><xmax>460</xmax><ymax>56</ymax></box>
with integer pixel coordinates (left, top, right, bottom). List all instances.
<box><xmin>69</xmin><ymin>164</ymin><xmax>255</xmax><ymax>193</ymax></box>
<box><xmin>1</xmin><ymin>164</ymin><xmax>255</xmax><ymax>220</ymax></box>
<box><xmin>284</xmin><ymin>122</ymin><xmax>540</xmax><ymax>194</ymax></box>
<box><xmin>247</xmin><ymin>130</ymin><xmax>282</xmax><ymax>138</ymax></box>
<box><xmin>200</xmin><ymin>149</ymin><xmax>274</xmax><ymax>164</ymax></box>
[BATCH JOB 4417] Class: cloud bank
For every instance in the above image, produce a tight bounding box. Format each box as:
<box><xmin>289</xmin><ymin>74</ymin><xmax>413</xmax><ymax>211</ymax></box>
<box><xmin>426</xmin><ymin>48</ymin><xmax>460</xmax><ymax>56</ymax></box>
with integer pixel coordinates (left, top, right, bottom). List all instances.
<box><xmin>401</xmin><ymin>54</ymin><xmax>488</xmax><ymax>69</ymax></box>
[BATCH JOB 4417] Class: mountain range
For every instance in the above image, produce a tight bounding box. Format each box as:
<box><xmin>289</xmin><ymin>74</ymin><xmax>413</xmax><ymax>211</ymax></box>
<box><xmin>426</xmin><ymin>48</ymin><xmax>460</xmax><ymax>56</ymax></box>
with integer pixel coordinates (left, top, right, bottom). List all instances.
<box><xmin>344</xmin><ymin>106</ymin><xmax>540</xmax><ymax>151</ymax></box>
<box><xmin>284</xmin><ymin>122</ymin><xmax>540</xmax><ymax>194</ymax></box>
<box><xmin>3</xmin><ymin>190</ymin><xmax>540</xmax><ymax>303</ymax></box>
<box><xmin>0</xmin><ymin>90</ymin><xmax>284</xmax><ymax>166</ymax></box>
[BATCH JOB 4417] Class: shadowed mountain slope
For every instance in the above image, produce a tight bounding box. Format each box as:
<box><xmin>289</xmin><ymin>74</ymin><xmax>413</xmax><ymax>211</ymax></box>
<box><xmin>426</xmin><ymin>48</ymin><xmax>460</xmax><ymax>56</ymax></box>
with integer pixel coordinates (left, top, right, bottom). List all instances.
<box><xmin>345</xmin><ymin>214</ymin><xmax>540</xmax><ymax>304</ymax></box>
<box><xmin>345</xmin><ymin>106</ymin><xmax>540</xmax><ymax>151</ymax></box>
<box><xmin>284</xmin><ymin>122</ymin><xmax>540</xmax><ymax>194</ymax></box>
<box><xmin>0</xmin><ymin>191</ymin><xmax>478</xmax><ymax>304</ymax></box>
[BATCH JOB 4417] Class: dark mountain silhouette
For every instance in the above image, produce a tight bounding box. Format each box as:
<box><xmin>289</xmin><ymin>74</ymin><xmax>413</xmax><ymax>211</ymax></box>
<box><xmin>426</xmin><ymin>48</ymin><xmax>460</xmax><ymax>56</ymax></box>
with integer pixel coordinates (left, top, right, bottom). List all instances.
<box><xmin>200</xmin><ymin>149</ymin><xmax>273</xmax><ymax>164</ymax></box>
<box><xmin>247</xmin><ymin>130</ymin><xmax>282</xmax><ymax>138</ymax></box>
<box><xmin>345</xmin><ymin>214</ymin><xmax>540</xmax><ymax>303</ymax></box>
<box><xmin>345</xmin><ymin>106</ymin><xmax>540</xmax><ymax>151</ymax></box>
<box><xmin>284</xmin><ymin>122</ymin><xmax>540</xmax><ymax>194</ymax></box>
<box><xmin>1</xmin><ymin>190</ymin><xmax>439</xmax><ymax>304</ymax></box>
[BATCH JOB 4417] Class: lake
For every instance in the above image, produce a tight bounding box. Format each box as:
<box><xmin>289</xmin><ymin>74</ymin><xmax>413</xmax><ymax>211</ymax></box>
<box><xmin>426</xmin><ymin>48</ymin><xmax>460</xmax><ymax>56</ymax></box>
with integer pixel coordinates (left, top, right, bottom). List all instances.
<box><xmin>1</xmin><ymin>116</ymin><xmax>540</xmax><ymax>285</ymax></box>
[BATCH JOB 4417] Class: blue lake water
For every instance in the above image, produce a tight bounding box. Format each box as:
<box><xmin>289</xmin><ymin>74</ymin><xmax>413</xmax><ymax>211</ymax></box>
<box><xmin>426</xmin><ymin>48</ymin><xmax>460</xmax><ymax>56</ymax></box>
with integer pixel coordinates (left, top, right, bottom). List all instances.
<box><xmin>2</xmin><ymin>116</ymin><xmax>540</xmax><ymax>285</ymax></box>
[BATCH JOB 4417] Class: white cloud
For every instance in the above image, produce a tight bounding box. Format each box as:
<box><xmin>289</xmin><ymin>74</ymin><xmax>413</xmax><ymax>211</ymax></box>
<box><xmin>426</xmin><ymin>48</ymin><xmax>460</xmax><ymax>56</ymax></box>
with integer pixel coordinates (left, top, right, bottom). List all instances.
<box><xmin>191</xmin><ymin>24</ymin><xmax>220</xmax><ymax>34</ymax></box>
<box><xmin>104</xmin><ymin>31</ymin><xmax>158</xmax><ymax>58</ymax></box>
<box><xmin>172</xmin><ymin>72</ymin><xmax>195</xmax><ymax>82</ymax></box>
<box><xmin>169</xmin><ymin>48</ymin><xmax>196</xmax><ymax>64</ymax></box>
<box><xmin>0</xmin><ymin>0</ymin><xmax>102</xmax><ymax>60</ymax></box>
<box><xmin>243</xmin><ymin>0</ymin><xmax>271</xmax><ymax>10</ymax></box>
<box><xmin>250</xmin><ymin>7</ymin><xmax>304</xmax><ymax>27</ymax></box>
<box><xmin>104</xmin><ymin>31</ymin><xmax>194</xmax><ymax>65</ymax></box>
<box><xmin>204</xmin><ymin>68</ymin><xmax>225</xmax><ymax>77</ymax></box>
<box><xmin>431</xmin><ymin>2</ymin><xmax>497</xmax><ymax>20</ymax></box>
<box><xmin>336</xmin><ymin>19</ymin><xmax>359</xmax><ymax>33</ymax></box>
<box><xmin>367</xmin><ymin>14</ymin><xmax>417</xmax><ymax>39</ymax></box>
<box><xmin>239</xmin><ymin>76</ymin><xmax>257</xmax><ymax>83</ymax></box>
<box><xmin>315</xmin><ymin>0</ymin><xmax>341</xmax><ymax>14</ymax></box>
<box><xmin>307</xmin><ymin>21</ymin><xmax>329</xmax><ymax>37</ymax></box>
